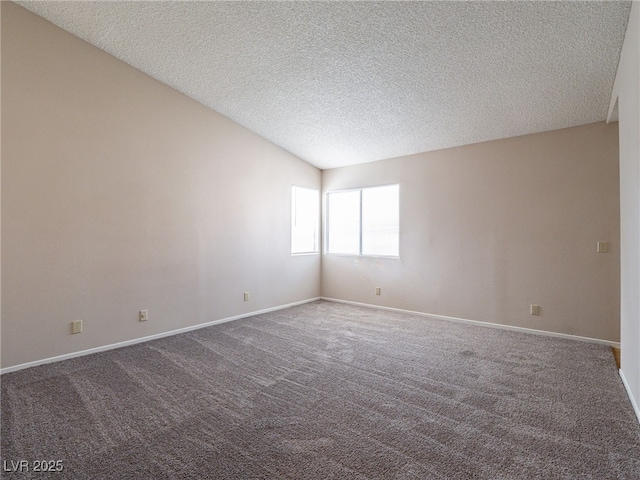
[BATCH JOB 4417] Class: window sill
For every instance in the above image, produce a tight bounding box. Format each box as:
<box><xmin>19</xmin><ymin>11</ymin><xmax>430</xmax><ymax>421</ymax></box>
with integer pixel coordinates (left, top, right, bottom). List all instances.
<box><xmin>324</xmin><ymin>253</ymin><xmax>400</xmax><ymax>259</ymax></box>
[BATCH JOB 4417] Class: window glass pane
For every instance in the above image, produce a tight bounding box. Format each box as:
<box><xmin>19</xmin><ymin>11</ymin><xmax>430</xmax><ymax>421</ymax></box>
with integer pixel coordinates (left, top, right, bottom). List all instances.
<box><xmin>327</xmin><ymin>190</ymin><xmax>360</xmax><ymax>254</ymax></box>
<box><xmin>362</xmin><ymin>185</ymin><xmax>399</xmax><ymax>256</ymax></box>
<box><xmin>291</xmin><ymin>186</ymin><xmax>319</xmax><ymax>254</ymax></box>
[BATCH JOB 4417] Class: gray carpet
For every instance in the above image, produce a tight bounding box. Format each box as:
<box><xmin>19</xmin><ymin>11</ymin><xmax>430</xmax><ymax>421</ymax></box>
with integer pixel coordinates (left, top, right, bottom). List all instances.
<box><xmin>2</xmin><ymin>300</ymin><xmax>639</xmax><ymax>479</ymax></box>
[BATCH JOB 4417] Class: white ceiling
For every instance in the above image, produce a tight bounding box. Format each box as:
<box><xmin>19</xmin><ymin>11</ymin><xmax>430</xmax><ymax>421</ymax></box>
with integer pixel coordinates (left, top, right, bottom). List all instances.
<box><xmin>17</xmin><ymin>1</ymin><xmax>631</xmax><ymax>170</ymax></box>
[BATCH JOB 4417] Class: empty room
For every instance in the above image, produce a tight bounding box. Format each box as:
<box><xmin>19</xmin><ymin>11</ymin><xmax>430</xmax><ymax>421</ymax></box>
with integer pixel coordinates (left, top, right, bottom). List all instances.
<box><xmin>2</xmin><ymin>1</ymin><xmax>640</xmax><ymax>478</ymax></box>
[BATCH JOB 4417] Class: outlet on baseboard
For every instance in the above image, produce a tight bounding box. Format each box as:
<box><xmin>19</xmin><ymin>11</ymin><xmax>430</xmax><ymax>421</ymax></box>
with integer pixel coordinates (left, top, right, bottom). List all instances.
<box><xmin>139</xmin><ymin>309</ymin><xmax>148</xmax><ymax>322</ymax></box>
<box><xmin>71</xmin><ymin>320</ymin><xmax>82</xmax><ymax>334</ymax></box>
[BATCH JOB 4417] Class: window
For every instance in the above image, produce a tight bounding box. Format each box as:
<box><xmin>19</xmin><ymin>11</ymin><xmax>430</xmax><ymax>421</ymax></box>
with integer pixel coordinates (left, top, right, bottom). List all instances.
<box><xmin>291</xmin><ymin>186</ymin><xmax>319</xmax><ymax>254</ymax></box>
<box><xmin>326</xmin><ymin>184</ymin><xmax>399</xmax><ymax>257</ymax></box>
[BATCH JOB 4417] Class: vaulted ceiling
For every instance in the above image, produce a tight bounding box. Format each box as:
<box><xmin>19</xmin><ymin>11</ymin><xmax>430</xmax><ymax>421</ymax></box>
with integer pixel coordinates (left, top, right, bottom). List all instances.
<box><xmin>17</xmin><ymin>1</ymin><xmax>632</xmax><ymax>169</ymax></box>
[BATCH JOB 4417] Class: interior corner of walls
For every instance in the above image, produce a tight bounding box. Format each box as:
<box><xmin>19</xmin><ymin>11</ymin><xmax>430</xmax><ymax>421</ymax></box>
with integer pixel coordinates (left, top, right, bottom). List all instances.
<box><xmin>607</xmin><ymin>95</ymin><xmax>619</xmax><ymax>123</ymax></box>
<box><xmin>608</xmin><ymin>57</ymin><xmax>621</xmax><ymax>121</ymax></box>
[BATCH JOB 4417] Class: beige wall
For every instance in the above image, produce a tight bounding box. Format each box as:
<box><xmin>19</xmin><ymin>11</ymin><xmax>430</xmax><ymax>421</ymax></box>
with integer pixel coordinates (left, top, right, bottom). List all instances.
<box><xmin>323</xmin><ymin>122</ymin><xmax>620</xmax><ymax>342</ymax></box>
<box><xmin>611</xmin><ymin>1</ymin><xmax>640</xmax><ymax>421</ymax></box>
<box><xmin>1</xmin><ymin>3</ymin><xmax>321</xmax><ymax>369</ymax></box>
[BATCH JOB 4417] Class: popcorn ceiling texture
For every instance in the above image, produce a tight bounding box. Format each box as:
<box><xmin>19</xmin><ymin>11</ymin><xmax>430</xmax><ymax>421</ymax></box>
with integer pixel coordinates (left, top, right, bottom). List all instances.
<box><xmin>17</xmin><ymin>1</ymin><xmax>632</xmax><ymax>169</ymax></box>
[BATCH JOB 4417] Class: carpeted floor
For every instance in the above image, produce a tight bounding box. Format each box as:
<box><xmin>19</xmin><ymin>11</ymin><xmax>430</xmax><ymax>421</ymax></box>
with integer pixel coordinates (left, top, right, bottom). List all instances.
<box><xmin>2</xmin><ymin>300</ymin><xmax>639</xmax><ymax>479</ymax></box>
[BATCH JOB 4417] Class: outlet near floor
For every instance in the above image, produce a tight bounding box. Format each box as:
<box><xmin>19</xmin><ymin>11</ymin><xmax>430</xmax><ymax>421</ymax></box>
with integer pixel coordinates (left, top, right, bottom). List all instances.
<box><xmin>72</xmin><ymin>320</ymin><xmax>82</xmax><ymax>334</ymax></box>
<box><xmin>139</xmin><ymin>310</ymin><xmax>148</xmax><ymax>322</ymax></box>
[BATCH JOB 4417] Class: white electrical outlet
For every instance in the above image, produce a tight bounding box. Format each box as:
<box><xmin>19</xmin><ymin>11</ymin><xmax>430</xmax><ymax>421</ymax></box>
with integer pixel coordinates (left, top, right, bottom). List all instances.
<box><xmin>244</xmin><ymin>292</ymin><xmax>250</xmax><ymax>302</ymax></box>
<box><xmin>597</xmin><ymin>241</ymin><xmax>608</xmax><ymax>253</ymax></box>
<box><xmin>72</xmin><ymin>320</ymin><xmax>82</xmax><ymax>334</ymax></box>
<box><xmin>530</xmin><ymin>304</ymin><xmax>540</xmax><ymax>316</ymax></box>
<box><xmin>375</xmin><ymin>287</ymin><xmax>381</xmax><ymax>296</ymax></box>
<box><xmin>139</xmin><ymin>309</ymin><xmax>148</xmax><ymax>322</ymax></box>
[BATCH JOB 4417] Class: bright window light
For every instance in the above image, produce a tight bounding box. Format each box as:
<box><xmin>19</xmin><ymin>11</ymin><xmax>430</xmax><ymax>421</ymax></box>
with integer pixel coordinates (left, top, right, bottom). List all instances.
<box><xmin>326</xmin><ymin>184</ymin><xmax>399</xmax><ymax>257</ymax></box>
<box><xmin>362</xmin><ymin>185</ymin><xmax>399</xmax><ymax>256</ymax></box>
<box><xmin>291</xmin><ymin>186</ymin><xmax>319</xmax><ymax>254</ymax></box>
<box><xmin>327</xmin><ymin>190</ymin><xmax>360</xmax><ymax>255</ymax></box>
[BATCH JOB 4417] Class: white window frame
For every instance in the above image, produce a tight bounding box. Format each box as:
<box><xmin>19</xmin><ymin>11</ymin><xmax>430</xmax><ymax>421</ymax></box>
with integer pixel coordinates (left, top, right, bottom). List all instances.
<box><xmin>325</xmin><ymin>184</ymin><xmax>400</xmax><ymax>258</ymax></box>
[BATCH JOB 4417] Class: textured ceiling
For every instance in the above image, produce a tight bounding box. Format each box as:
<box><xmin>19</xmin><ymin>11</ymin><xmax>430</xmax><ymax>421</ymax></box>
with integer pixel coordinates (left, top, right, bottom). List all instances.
<box><xmin>16</xmin><ymin>1</ymin><xmax>631</xmax><ymax>170</ymax></box>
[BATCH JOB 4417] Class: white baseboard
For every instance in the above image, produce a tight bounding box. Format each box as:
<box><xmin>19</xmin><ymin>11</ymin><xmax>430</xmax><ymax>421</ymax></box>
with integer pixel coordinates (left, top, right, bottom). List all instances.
<box><xmin>0</xmin><ymin>297</ymin><xmax>321</xmax><ymax>375</ymax></box>
<box><xmin>321</xmin><ymin>297</ymin><xmax>620</xmax><ymax>348</ymax></box>
<box><xmin>2</xmin><ymin>296</ymin><xmax>620</xmax><ymax>375</ymax></box>
<box><xmin>619</xmin><ymin>369</ymin><xmax>640</xmax><ymax>425</ymax></box>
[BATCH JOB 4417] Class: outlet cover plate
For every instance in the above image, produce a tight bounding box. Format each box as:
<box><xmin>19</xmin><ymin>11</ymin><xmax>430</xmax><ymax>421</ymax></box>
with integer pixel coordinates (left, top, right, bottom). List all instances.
<box><xmin>72</xmin><ymin>320</ymin><xmax>82</xmax><ymax>334</ymax></box>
